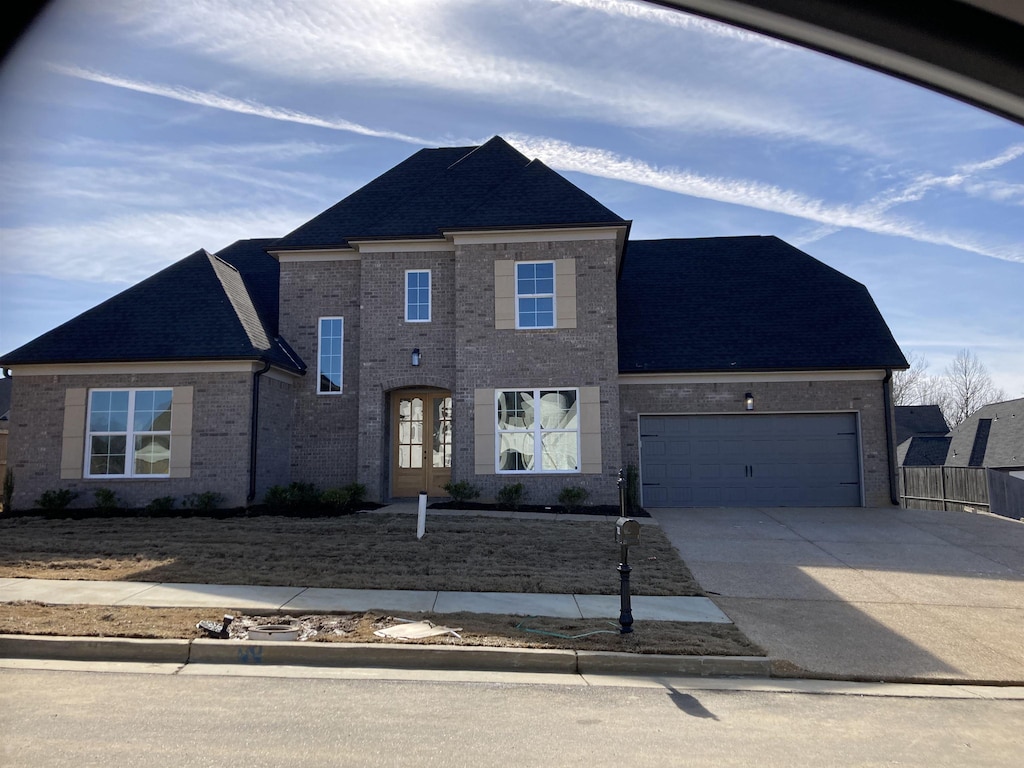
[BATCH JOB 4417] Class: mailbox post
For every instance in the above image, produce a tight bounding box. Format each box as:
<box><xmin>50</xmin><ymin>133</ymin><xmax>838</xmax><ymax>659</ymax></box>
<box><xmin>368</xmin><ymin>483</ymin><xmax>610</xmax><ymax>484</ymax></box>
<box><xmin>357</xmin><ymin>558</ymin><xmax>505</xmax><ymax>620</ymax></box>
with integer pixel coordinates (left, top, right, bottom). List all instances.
<box><xmin>615</xmin><ymin>469</ymin><xmax>641</xmax><ymax>634</ymax></box>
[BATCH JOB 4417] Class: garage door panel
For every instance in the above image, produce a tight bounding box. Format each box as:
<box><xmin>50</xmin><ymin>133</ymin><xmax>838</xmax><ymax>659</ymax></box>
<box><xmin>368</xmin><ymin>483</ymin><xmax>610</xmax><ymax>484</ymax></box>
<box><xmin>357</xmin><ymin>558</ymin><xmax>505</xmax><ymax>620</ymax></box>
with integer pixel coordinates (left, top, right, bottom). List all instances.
<box><xmin>640</xmin><ymin>414</ymin><xmax>861</xmax><ymax>508</ymax></box>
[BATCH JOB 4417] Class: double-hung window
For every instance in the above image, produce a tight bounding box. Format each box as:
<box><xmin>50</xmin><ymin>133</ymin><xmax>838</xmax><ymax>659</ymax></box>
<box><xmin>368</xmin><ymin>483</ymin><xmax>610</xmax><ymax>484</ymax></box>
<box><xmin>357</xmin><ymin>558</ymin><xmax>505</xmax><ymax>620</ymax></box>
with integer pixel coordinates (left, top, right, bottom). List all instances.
<box><xmin>515</xmin><ymin>261</ymin><xmax>555</xmax><ymax>329</ymax></box>
<box><xmin>405</xmin><ymin>270</ymin><xmax>431</xmax><ymax>322</ymax></box>
<box><xmin>85</xmin><ymin>389</ymin><xmax>172</xmax><ymax>478</ymax></box>
<box><xmin>318</xmin><ymin>317</ymin><xmax>344</xmax><ymax>394</ymax></box>
<box><xmin>496</xmin><ymin>388</ymin><xmax>579</xmax><ymax>472</ymax></box>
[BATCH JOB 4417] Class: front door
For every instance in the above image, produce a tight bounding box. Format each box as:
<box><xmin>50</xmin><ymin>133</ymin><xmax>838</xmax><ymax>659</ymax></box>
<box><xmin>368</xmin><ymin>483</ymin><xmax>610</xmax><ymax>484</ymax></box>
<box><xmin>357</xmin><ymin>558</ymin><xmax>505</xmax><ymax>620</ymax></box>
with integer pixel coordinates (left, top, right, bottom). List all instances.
<box><xmin>391</xmin><ymin>390</ymin><xmax>453</xmax><ymax>497</ymax></box>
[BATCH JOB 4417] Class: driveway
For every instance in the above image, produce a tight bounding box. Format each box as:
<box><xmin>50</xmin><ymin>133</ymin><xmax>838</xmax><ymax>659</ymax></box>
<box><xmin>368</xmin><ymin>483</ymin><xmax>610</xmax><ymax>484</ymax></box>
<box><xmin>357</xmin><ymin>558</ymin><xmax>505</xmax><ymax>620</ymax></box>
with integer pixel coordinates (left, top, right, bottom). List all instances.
<box><xmin>650</xmin><ymin>506</ymin><xmax>1024</xmax><ymax>683</ymax></box>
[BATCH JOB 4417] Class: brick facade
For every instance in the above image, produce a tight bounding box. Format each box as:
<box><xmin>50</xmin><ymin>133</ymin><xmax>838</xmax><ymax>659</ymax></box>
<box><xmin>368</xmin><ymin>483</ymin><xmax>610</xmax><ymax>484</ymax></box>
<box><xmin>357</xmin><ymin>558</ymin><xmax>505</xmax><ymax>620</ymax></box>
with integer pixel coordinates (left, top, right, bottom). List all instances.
<box><xmin>452</xmin><ymin>237</ymin><xmax>622</xmax><ymax>505</ymax></box>
<box><xmin>7</xmin><ymin>371</ymin><xmax>260</xmax><ymax>509</ymax></box>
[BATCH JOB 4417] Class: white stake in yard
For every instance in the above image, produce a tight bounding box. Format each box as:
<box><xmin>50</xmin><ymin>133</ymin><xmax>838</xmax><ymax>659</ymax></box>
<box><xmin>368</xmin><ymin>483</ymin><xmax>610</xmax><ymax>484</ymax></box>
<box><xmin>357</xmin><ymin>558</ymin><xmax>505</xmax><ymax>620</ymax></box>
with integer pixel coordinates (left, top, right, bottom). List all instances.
<box><xmin>417</xmin><ymin>491</ymin><xmax>427</xmax><ymax>539</ymax></box>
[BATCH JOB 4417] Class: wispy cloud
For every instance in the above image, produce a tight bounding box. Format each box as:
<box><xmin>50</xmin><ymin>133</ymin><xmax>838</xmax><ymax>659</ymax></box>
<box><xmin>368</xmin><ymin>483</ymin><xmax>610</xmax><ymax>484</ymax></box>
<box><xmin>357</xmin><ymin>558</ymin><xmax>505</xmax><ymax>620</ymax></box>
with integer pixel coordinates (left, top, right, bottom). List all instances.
<box><xmin>511</xmin><ymin>135</ymin><xmax>1024</xmax><ymax>263</ymax></box>
<box><xmin>549</xmin><ymin>0</ymin><xmax>792</xmax><ymax>47</ymax></box>
<box><xmin>87</xmin><ymin>0</ymin><xmax>880</xmax><ymax>153</ymax></box>
<box><xmin>50</xmin><ymin>65</ymin><xmax>437</xmax><ymax>146</ymax></box>
<box><xmin>1</xmin><ymin>208</ymin><xmax>307</xmax><ymax>284</ymax></box>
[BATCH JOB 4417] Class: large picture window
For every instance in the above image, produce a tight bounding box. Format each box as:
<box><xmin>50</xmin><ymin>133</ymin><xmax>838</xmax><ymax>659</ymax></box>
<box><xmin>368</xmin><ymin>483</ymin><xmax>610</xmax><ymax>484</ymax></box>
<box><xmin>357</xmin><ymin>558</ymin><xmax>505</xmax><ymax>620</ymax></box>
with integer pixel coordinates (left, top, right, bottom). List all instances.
<box><xmin>318</xmin><ymin>316</ymin><xmax>344</xmax><ymax>394</ymax></box>
<box><xmin>85</xmin><ymin>389</ymin><xmax>172</xmax><ymax>478</ymax></box>
<box><xmin>405</xmin><ymin>270</ymin><xmax>431</xmax><ymax>322</ymax></box>
<box><xmin>515</xmin><ymin>261</ymin><xmax>555</xmax><ymax>329</ymax></box>
<box><xmin>496</xmin><ymin>388</ymin><xmax>579</xmax><ymax>472</ymax></box>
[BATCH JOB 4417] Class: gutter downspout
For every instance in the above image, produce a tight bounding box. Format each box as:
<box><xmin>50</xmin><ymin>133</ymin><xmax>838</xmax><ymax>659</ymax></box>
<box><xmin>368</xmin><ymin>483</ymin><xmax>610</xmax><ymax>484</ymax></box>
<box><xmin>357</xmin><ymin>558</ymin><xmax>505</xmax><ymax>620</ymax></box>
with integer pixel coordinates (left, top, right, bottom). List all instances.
<box><xmin>248</xmin><ymin>360</ymin><xmax>272</xmax><ymax>504</ymax></box>
<box><xmin>882</xmin><ymin>368</ymin><xmax>899</xmax><ymax>506</ymax></box>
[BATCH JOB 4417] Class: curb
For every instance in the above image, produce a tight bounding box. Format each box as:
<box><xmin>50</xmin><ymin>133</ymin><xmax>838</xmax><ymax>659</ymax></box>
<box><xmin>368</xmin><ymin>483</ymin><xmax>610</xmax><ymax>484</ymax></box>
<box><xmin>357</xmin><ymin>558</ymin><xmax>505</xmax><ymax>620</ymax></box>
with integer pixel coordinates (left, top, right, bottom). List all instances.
<box><xmin>0</xmin><ymin>634</ymin><xmax>769</xmax><ymax>677</ymax></box>
<box><xmin>0</xmin><ymin>634</ymin><xmax>191</xmax><ymax>663</ymax></box>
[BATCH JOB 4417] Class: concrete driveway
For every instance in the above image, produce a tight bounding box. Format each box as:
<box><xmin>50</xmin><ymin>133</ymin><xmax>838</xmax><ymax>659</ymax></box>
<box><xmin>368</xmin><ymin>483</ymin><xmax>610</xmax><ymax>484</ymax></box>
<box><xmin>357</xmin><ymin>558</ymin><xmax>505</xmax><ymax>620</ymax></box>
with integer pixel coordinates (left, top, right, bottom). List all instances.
<box><xmin>650</xmin><ymin>506</ymin><xmax>1024</xmax><ymax>683</ymax></box>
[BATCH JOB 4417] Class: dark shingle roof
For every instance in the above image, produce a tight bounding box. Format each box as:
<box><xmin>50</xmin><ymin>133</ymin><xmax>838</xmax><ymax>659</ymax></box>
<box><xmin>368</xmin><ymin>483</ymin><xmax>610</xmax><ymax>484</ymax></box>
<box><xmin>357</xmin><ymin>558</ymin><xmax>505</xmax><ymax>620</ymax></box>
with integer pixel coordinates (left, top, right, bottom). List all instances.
<box><xmin>273</xmin><ymin>136</ymin><xmax>626</xmax><ymax>250</ymax></box>
<box><xmin>0</xmin><ymin>241</ymin><xmax>303</xmax><ymax>372</ymax></box>
<box><xmin>946</xmin><ymin>397</ymin><xmax>1024</xmax><ymax>469</ymax></box>
<box><xmin>617</xmin><ymin>237</ymin><xmax>909</xmax><ymax>373</ymax></box>
<box><xmin>898</xmin><ymin>436</ymin><xmax>952</xmax><ymax>467</ymax></box>
<box><xmin>895</xmin><ymin>405</ymin><xmax>950</xmax><ymax>444</ymax></box>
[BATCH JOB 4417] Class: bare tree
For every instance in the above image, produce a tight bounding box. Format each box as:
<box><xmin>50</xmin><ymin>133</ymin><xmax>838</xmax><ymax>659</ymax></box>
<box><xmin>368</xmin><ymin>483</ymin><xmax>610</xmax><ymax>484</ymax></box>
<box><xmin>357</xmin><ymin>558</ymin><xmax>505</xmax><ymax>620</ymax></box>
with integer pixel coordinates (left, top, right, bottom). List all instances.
<box><xmin>942</xmin><ymin>348</ymin><xmax>1006</xmax><ymax>427</ymax></box>
<box><xmin>892</xmin><ymin>351</ymin><xmax>929</xmax><ymax>406</ymax></box>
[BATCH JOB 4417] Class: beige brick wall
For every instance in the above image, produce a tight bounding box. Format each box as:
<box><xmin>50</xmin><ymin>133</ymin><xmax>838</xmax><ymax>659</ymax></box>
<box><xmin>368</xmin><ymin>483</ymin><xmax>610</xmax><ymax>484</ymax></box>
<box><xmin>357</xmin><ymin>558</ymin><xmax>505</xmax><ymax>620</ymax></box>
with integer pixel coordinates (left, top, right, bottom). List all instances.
<box><xmin>618</xmin><ymin>377</ymin><xmax>897</xmax><ymax>507</ymax></box>
<box><xmin>279</xmin><ymin>259</ymin><xmax>362</xmax><ymax>490</ymax></box>
<box><xmin>453</xmin><ymin>238</ymin><xmax>623</xmax><ymax>505</ymax></box>
<box><xmin>356</xmin><ymin>251</ymin><xmax>457</xmax><ymax>500</ymax></box>
<box><xmin>6</xmin><ymin>371</ymin><xmax>257</xmax><ymax>510</ymax></box>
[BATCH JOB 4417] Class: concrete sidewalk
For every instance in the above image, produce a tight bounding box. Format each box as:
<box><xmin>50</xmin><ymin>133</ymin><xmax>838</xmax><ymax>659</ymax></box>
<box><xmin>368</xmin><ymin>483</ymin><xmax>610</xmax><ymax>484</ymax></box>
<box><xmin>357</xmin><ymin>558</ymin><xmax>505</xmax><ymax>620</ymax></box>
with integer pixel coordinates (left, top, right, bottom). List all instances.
<box><xmin>0</xmin><ymin>577</ymin><xmax>729</xmax><ymax>623</ymax></box>
<box><xmin>652</xmin><ymin>506</ymin><xmax>1024</xmax><ymax>684</ymax></box>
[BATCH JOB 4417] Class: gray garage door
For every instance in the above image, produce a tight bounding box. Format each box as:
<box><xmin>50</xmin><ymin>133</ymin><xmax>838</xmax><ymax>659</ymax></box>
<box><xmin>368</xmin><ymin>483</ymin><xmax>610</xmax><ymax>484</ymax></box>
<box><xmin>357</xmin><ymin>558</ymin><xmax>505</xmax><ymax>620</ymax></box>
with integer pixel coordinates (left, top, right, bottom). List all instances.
<box><xmin>639</xmin><ymin>413</ymin><xmax>861</xmax><ymax>507</ymax></box>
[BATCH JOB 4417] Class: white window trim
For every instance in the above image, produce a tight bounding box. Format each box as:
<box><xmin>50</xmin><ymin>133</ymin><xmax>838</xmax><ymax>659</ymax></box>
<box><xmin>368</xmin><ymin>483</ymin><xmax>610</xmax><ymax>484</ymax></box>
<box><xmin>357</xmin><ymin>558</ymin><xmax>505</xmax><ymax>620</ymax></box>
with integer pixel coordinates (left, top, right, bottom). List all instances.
<box><xmin>317</xmin><ymin>316</ymin><xmax>344</xmax><ymax>395</ymax></box>
<box><xmin>514</xmin><ymin>261</ymin><xmax>556</xmax><ymax>330</ymax></box>
<box><xmin>84</xmin><ymin>388</ymin><xmax>172</xmax><ymax>479</ymax></box>
<box><xmin>405</xmin><ymin>269</ymin><xmax>431</xmax><ymax>323</ymax></box>
<box><xmin>494</xmin><ymin>387</ymin><xmax>581</xmax><ymax>474</ymax></box>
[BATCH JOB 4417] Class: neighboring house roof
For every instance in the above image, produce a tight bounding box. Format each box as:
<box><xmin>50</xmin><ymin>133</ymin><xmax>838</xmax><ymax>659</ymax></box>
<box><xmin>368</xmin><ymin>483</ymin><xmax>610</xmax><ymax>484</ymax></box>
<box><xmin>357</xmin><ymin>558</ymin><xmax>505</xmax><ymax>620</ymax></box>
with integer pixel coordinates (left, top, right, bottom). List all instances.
<box><xmin>895</xmin><ymin>404</ymin><xmax>950</xmax><ymax>444</ymax></box>
<box><xmin>897</xmin><ymin>436</ymin><xmax>951</xmax><ymax>467</ymax></box>
<box><xmin>945</xmin><ymin>397</ymin><xmax>1024</xmax><ymax>470</ymax></box>
<box><xmin>0</xmin><ymin>376</ymin><xmax>10</xmax><ymax>420</ymax></box>
<box><xmin>273</xmin><ymin>136</ymin><xmax>628</xmax><ymax>251</ymax></box>
<box><xmin>0</xmin><ymin>241</ymin><xmax>304</xmax><ymax>372</ymax></box>
<box><xmin>616</xmin><ymin>237</ymin><xmax>909</xmax><ymax>373</ymax></box>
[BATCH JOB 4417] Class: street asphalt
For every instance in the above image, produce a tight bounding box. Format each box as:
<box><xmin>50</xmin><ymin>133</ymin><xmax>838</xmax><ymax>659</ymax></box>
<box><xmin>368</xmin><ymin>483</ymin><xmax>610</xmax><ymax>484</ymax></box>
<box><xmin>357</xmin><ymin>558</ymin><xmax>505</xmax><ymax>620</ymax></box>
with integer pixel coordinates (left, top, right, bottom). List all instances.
<box><xmin>1</xmin><ymin>503</ymin><xmax>1022</xmax><ymax>684</ymax></box>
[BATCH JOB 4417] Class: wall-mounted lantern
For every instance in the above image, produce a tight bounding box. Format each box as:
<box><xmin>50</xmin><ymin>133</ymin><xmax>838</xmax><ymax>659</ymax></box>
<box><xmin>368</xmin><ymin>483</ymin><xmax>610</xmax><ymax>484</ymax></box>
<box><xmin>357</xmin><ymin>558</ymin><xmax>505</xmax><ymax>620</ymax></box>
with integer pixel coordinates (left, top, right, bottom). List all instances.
<box><xmin>411</xmin><ymin>348</ymin><xmax>421</xmax><ymax>367</ymax></box>
<box><xmin>744</xmin><ymin>392</ymin><xmax>754</xmax><ymax>411</ymax></box>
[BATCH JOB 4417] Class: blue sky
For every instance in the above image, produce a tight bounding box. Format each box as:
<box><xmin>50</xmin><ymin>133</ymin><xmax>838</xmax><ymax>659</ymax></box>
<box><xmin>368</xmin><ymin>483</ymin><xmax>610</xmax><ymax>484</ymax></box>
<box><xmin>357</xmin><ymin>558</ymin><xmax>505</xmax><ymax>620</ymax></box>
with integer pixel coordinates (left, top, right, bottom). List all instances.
<box><xmin>1</xmin><ymin>0</ymin><xmax>1022</xmax><ymax>394</ymax></box>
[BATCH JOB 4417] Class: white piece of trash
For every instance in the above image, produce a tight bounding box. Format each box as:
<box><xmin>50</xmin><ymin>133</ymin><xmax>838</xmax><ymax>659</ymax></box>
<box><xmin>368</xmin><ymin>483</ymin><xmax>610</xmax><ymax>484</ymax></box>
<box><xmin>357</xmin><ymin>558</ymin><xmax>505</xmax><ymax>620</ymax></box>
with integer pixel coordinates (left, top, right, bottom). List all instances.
<box><xmin>374</xmin><ymin>620</ymin><xmax>462</xmax><ymax>640</ymax></box>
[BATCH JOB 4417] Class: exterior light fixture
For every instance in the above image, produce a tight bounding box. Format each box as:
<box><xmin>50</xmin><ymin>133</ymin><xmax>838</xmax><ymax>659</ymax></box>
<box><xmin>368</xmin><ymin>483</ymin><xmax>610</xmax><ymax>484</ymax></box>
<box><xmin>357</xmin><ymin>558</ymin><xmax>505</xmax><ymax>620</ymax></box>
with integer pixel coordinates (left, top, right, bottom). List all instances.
<box><xmin>411</xmin><ymin>348</ymin><xmax>421</xmax><ymax>366</ymax></box>
<box><xmin>744</xmin><ymin>392</ymin><xmax>754</xmax><ymax>411</ymax></box>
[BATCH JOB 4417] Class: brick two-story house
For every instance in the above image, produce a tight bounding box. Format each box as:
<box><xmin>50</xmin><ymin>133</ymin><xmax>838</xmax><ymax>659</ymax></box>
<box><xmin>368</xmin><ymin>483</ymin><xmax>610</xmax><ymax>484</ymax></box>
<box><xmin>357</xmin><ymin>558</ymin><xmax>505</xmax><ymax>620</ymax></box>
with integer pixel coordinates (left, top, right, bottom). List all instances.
<box><xmin>0</xmin><ymin>137</ymin><xmax>908</xmax><ymax>510</ymax></box>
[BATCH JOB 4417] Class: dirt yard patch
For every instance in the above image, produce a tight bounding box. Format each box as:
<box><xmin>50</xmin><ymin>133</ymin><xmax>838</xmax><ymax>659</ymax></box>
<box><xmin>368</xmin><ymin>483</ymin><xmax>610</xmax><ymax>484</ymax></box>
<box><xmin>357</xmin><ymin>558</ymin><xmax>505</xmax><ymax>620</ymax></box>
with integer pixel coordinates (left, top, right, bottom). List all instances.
<box><xmin>0</xmin><ymin>512</ymin><xmax>699</xmax><ymax>595</ymax></box>
<box><xmin>0</xmin><ymin>510</ymin><xmax>761</xmax><ymax>656</ymax></box>
<box><xmin>0</xmin><ymin>602</ymin><xmax>760</xmax><ymax>656</ymax></box>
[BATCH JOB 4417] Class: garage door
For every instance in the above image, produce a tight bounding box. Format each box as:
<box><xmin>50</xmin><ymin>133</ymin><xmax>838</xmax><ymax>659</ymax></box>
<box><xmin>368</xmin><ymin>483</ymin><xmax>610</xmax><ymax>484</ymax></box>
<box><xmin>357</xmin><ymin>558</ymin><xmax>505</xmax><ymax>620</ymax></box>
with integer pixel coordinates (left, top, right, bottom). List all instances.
<box><xmin>639</xmin><ymin>414</ymin><xmax>861</xmax><ymax>507</ymax></box>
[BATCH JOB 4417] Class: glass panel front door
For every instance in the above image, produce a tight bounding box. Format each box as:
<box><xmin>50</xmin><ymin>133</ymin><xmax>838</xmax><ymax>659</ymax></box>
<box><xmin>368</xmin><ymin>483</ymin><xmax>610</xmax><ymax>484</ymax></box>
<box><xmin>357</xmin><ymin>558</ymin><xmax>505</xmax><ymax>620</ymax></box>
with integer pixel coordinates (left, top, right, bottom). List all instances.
<box><xmin>391</xmin><ymin>390</ymin><xmax>453</xmax><ymax>497</ymax></box>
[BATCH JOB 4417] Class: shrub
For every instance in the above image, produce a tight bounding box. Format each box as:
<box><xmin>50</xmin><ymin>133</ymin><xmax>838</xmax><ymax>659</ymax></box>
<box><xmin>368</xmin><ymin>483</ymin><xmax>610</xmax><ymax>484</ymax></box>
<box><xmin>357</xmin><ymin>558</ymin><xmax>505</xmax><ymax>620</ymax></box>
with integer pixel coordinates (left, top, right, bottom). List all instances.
<box><xmin>558</xmin><ymin>485</ymin><xmax>590</xmax><ymax>513</ymax></box>
<box><xmin>93</xmin><ymin>487</ymin><xmax>120</xmax><ymax>512</ymax></box>
<box><xmin>145</xmin><ymin>496</ymin><xmax>176</xmax><ymax>513</ymax></box>
<box><xmin>36</xmin><ymin>488</ymin><xmax>79</xmax><ymax>510</ymax></box>
<box><xmin>321</xmin><ymin>482</ymin><xmax>367</xmax><ymax>512</ymax></box>
<box><xmin>263</xmin><ymin>484</ymin><xmax>290</xmax><ymax>510</ymax></box>
<box><xmin>264</xmin><ymin>482</ymin><xmax>322</xmax><ymax>512</ymax></box>
<box><xmin>2</xmin><ymin>468</ymin><xmax>13</xmax><ymax>513</ymax></box>
<box><xmin>496</xmin><ymin>482</ymin><xmax>525</xmax><ymax>511</ymax></box>
<box><xmin>182</xmin><ymin>491</ymin><xmax>223</xmax><ymax>512</ymax></box>
<box><xmin>443</xmin><ymin>480</ymin><xmax>480</xmax><ymax>503</ymax></box>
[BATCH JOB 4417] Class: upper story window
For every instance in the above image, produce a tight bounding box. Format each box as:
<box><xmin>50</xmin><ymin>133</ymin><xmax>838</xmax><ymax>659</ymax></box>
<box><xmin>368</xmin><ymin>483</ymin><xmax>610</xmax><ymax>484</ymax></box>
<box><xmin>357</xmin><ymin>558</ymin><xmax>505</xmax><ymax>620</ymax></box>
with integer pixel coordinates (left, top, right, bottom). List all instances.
<box><xmin>318</xmin><ymin>316</ymin><xmax>344</xmax><ymax>394</ymax></box>
<box><xmin>85</xmin><ymin>389</ymin><xmax>172</xmax><ymax>478</ymax></box>
<box><xmin>496</xmin><ymin>388</ymin><xmax>579</xmax><ymax>473</ymax></box>
<box><xmin>515</xmin><ymin>261</ymin><xmax>555</xmax><ymax>329</ymax></box>
<box><xmin>405</xmin><ymin>270</ymin><xmax>431</xmax><ymax>322</ymax></box>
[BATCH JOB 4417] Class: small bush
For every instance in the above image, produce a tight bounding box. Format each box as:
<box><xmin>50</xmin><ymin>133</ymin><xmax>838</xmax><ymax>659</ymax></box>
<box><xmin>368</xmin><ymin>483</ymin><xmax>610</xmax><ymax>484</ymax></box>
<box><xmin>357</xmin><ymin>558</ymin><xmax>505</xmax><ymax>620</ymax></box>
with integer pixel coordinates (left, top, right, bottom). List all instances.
<box><xmin>36</xmin><ymin>488</ymin><xmax>79</xmax><ymax>510</ymax></box>
<box><xmin>93</xmin><ymin>487</ymin><xmax>120</xmax><ymax>512</ymax></box>
<box><xmin>145</xmin><ymin>496</ymin><xmax>176</xmax><ymax>513</ymax></box>
<box><xmin>558</xmin><ymin>485</ymin><xmax>590</xmax><ymax>513</ymax></box>
<box><xmin>264</xmin><ymin>482</ymin><xmax>322</xmax><ymax>512</ymax></box>
<box><xmin>496</xmin><ymin>482</ymin><xmax>525</xmax><ymax>511</ymax></box>
<box><xmin>321</xmin><ymin>482</ymin><xmax>367</xmax><ymax>512</ymax></box>
<box><xmin>263</xmin><ymin>484</ymin><xmax>290</xmax><ymax>509</ymax></box>
<box><xmin>182</xmin><ymin>491</ymin><xmax>223</xmax><ymax>512</ymax></box>
<box><xmin>2</xmin><ymin>468</ymin><xmax>13</xmax><ymax>512</ymax></box>
<box><xmin>443</xmin><ymin>480</ymin><xmax>480</xmax><ymax>503</ymax></box>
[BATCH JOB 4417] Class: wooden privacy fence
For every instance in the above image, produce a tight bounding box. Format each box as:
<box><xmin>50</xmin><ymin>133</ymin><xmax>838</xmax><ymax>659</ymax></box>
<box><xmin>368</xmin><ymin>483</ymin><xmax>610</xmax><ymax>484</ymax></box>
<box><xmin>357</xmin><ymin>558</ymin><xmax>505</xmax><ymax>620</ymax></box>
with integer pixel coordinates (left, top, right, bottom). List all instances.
<box><xmin>900</xmin><ymin>466</ymin><xmax>1024</xmax><ymax>519</ymax></box>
